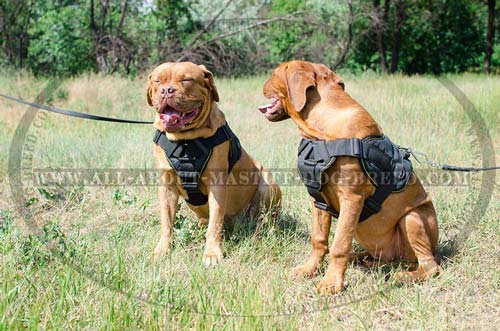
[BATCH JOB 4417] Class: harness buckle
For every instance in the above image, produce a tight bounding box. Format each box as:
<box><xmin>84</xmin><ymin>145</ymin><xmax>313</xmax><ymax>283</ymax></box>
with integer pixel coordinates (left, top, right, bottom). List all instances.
<box><xmin>182</xmin><ymin>181</ymin><xmax>199</xmax><ymax>189</ymax></box>
<box><xmin>179</xmin><ymin>172</ymin><xmax>199</xmax><ymax>186</ymax></box>
<box><xmin>314</xmin><ymin>201</ymin><xmax>339</xmax><ymax>218</ymax></box>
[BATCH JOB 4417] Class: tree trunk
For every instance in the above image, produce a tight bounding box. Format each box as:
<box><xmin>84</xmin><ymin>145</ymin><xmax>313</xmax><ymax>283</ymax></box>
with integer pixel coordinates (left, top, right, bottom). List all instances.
<box><xmin>373</xmin><ymin>0</ymin><xmax>391</xmax><ymax>73</ymax></box>
<box><xmin>117</xmin><ymin>0</ymin><xmax>128</xmax><ymax>35</ymax></box>
<box><xmin>332</xmin><ymin>0</ymin><xmax>354</xmax><ymax>70</ymax></box>
<box><xmin>18</xmin><ymin>3</ymin><xmax>32</xmax><ymax>69</ymax></box>
<box><xmin>0</xmin><ymin>1</ymin><xmax>30</xmax><ymax>68</ymax></box>
<box><xmin>390</xmin><ymin>0</ymin><xmax>404</xmax><ymax>73</ymax></box>
<box><xmin>485</xmin><ymin>0</ymin><xmax>496</xmax><ymax>74</ymax></box>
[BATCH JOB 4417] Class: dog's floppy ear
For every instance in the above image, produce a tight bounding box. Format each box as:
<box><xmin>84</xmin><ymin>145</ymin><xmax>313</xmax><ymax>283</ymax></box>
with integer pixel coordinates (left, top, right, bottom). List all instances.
<box><xmin>333</xmin><ymin>73</ymin><xmax>345</xmax><ymax>90</ymax></box>
<box><xmin>146</xmin><ymin>73</ymin><xmax>154</xmax><ymax>106</ymax></box>
<box><xmin>284</xmin><ymin>64</ymin><xmax>316</xmax><ymax>112</ymax></box>
<box><xmin>199</xmin><ymin>65</ymin><xmax>219</xmax><ymax>102</ymax></box>
<box><xmin>314</xmin><ymin>63</ymin><xmax>345</xmax><ymax>90</ymax></box>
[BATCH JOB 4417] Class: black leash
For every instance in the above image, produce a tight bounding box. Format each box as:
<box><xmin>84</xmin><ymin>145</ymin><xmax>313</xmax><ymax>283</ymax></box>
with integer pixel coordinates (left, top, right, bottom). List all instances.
<box><xmin>0</xmin><ymin>92</ymin><xmax>153</xmax><ymax>124</ymax></box>
<box><xmin>400</xmin><ymin>147</ymin><xmax>500</xmax><ymax>172</ymax></box>
<box><xmin>1</xmin><ymin>92</ymin><xmax>498</xmax><ymax>172</ymax></box>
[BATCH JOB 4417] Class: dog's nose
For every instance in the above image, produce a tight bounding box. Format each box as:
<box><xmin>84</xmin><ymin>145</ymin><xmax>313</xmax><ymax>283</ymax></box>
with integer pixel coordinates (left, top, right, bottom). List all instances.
<box><xmin>160</xmin><ymin>86</ymin><xmax>176</xmax><ymax>97</ymax></box>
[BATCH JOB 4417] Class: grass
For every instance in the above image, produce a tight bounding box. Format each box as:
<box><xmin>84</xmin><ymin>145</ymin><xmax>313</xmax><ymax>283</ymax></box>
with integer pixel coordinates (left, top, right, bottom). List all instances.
<box><xmin>0</xmin><ymin>70</ymin><xmax>499</xmax><ymax>330</ymax></box>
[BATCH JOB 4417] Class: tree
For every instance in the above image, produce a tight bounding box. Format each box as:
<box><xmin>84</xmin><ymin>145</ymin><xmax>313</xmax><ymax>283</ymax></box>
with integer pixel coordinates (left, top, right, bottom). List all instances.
<box><xmin>153</xmin><ymin>0</ymin><xmax>196</xmax><ymax>61</ymax></box>
<box><xmin>372</xmin><ymin>0</ymin><xmax>391</xmax><ymax>73</ymax></box>
<box><xmin>28</xmin><ymin>1</ymin><xmax>94</xmax><ymax>75</ymax></box>
<box><xmin>390</xmin><ymin>0</ymin><xmax>405</xmax><ymax>73</ymax></box>
<box><xmin>0</xmin><ymin>0</ymin><xmax>32</xmax><ymax>68</ymax></box>
<box><xmin>484</xmin><ymin>0</ymin><xmax>497</xmax><ymax>74</ymax></box>
<box><xmin>0</xmin><ymin>0</ymin><xmax>496</xmax><ymax>76</ymax></box>
<box><xmin>89</xmin><ymin>0</ymin><xmax>131</xmax><ymax>73</ymax></box>
<box><xmin>394</xmin><ymin>0</ymin><xmax>484</xmax><ymax>74</ymax></box>
<box><xmin>332</xmin><ymin>0</ymin><xmax>354</xmax><ymax>70</ymax></box>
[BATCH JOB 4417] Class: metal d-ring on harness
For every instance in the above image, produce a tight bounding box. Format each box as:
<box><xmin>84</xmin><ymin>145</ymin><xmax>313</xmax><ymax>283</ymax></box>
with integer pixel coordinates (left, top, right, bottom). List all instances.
<box><xmin>297</xmin><ymin>135</ymin><xmax>413</xmax><ymax>223</ymax></box>
<box><xmin>153</xmin><ymin>123</ymin><xmax>242</xmax><ymax>206</ymax></box>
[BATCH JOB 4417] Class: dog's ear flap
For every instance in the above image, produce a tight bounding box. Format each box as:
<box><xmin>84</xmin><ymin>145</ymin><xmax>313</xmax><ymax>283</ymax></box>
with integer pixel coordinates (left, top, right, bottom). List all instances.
<box><xmin>285</xmin><ymin>65</ymin><xmax>316</xmax><ymax>113</ymax></box>
<box><xmin>314</xmin><ymin>63</ymin><xmax>345</xmax><ymax>90</ymax></box>
<box><xmin>199</xmin><ymin>65</ymin><xmax>219</xmax><ymax>102</ymax></box>
<box><xmin>146</xmin><ymin>73</ymin><xmax>154</xmax><ymax>106</ymax></box>
<box><xmin>333</xmin><ymin>73</ymin><xmax>345</xmax><ymax>90</ymax></box>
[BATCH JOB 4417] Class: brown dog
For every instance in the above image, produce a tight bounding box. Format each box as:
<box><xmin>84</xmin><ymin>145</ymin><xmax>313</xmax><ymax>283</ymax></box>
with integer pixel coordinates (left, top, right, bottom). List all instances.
<box><xmin>147</xmin><ymin>62</ymin><xmax>281</xmax><ymax>266</ymax></box>
<box><xmin>259</xmin><ymin>60</ymin><xmax>440</xmax><ymax>294</ymax></box>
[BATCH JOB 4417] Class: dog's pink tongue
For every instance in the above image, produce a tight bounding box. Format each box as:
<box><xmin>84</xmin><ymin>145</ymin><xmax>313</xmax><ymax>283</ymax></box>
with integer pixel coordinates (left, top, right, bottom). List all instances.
<box><xmin>258</xmin><ymin>103</ymin><xmax>272</xmax><ymax>113</ymax></box>
<box><xmin>160</xmin><ymin>110</ymin><xmax>181</xmax><ymax>125</ymax></box>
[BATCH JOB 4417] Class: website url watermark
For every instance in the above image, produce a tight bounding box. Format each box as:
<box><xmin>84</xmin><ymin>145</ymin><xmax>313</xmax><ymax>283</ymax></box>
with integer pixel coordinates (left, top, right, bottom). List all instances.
<box><xmin>29</xmin><ymin>168</ymin><xmax>474</xmax><ymax>187</ymax></box>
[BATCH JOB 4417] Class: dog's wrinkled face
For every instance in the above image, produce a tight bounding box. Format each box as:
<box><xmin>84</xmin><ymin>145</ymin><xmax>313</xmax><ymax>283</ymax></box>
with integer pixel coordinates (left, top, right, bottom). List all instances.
<box><xmin>259</xmin><ymin>60</ymin><xmax>344</xmax><ymax>121</ymax></box>
<box><xmin>258</xmin><ymin>63</ymin><xmax>290</xmax><ymax>122</ymax></box>
<box><xmin>146</xmin><ymin>62</ymin><xmax>219</xmax><ymax>132</ymax></box>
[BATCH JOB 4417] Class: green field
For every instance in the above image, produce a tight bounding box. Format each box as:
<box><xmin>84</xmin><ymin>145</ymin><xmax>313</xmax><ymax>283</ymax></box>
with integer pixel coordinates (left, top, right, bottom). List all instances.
<box><xmin>1</xmin><ymin>71</ymin><xmax>499</xmax><ymax>330</ymax></box>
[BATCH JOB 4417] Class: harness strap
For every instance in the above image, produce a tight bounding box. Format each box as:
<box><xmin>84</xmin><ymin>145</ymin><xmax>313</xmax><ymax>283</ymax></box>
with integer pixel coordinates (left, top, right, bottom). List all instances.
<box><xmin>298</xmin><ymin>137</ymin><xmax>408</xmax><ymax>223</ymax></box>
<box><xmin>154</xmin><ymin>123</ymin><xmax>242</xmax><ymax>206</ymax></box>
<box><xmin>322</xmin><ymin>138</ymin><xmax>393</xmax><ymax>172</ymax></box>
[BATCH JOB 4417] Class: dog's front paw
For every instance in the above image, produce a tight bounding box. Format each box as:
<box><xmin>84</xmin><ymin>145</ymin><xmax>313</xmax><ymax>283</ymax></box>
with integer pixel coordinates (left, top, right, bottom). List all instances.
<box><xmin>153</xmin><ymin>237</ymin><xmax>171</xmax><ymax>260</ymax></box>
<box><xmin>317</xmin><ymin>277</ymin><xmax>345</xmax><ymax>295</ymax></box>
<box><xmin>394</xmin><ymin>263</ymin><xmax>442</xmax><ymax>283</ymax></box>
<box><xmin>292</xmin><ymin>263</ymin><xmax>319</xmax><ymax>279</ymax></box>
<box><xmin>203</xmin><ymin>245</ymin><xmax>223</xmax><ymax>267</ymax></box>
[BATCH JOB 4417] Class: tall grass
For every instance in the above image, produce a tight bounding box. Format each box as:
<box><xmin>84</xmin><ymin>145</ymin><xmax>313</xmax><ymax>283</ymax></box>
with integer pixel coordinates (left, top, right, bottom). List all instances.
<box><xmin>1</xmin><ymin>71</ymin><xmax>499</xmax><ymax>330</ymax></box>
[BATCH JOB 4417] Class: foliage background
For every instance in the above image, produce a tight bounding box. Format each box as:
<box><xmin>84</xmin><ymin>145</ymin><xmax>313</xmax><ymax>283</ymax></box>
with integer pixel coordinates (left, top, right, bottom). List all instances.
<box><xmin>0</xmin><ymin>0</ymin><xmax>499</xmax><ymax>77</ymax></box>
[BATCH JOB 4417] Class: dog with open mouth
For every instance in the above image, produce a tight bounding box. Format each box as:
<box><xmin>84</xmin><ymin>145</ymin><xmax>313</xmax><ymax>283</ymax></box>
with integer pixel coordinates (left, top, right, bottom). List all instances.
<box><xmin>147</xmin><ymin>62</ymin><xmax>281</xmax><ymax>266</ymax></box>
<box><xmin>259</xmin><ymin>60</ymin><xmax>441</xmax><ymax>295</ymax></box>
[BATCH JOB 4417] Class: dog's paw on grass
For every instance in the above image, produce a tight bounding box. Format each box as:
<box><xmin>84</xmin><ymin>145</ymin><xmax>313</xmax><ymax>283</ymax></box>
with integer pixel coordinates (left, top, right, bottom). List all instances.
<box><xmin>203</xmin><ymin>245</ymin><xmax>223</xmax><ymax>267</ymax></box>
<box><xmin>291</xmin><ymin>263</ymin><xmax>319</xmax><ymax>279</ymax></box>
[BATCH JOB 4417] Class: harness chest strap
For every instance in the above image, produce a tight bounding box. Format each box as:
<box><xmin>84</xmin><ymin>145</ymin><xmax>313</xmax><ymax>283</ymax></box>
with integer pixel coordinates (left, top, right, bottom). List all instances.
<box><xmin>153</xmin><ymin>123</ymin><xmax>242</xmax><ymax>206</ymax></box>
<box><xmin>297</xmin><ymin>136</ymin><xmax>412</xmax><ymax>223</ymax></box>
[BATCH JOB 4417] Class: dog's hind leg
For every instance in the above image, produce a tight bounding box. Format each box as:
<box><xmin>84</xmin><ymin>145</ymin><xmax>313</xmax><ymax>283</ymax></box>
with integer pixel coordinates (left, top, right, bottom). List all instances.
<box><xmin>394</xmin><ymin>203</ymin><xmax>441</xmax><ymax>282</ymax></box>
<box><xmin>198</xmin><ymin>217</ymin><xmax>208</xmax><ymax>226</ymax></box>
<box><xmin>248</xmin><ymin>167</ymin><xmax>282</xmax><ymax>220</ymax></box>
<box><xmin>349</xmin><ymin>251</ymin><xmax>371</xmax><ymax>264</ymax></box>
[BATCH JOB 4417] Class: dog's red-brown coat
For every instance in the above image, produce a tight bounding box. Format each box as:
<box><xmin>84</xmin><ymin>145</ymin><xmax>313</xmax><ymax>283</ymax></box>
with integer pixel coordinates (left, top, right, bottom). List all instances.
<box><xmin>261</xmin><ymin>60</ymin><xmax>440</xmax><ymax>294</ymax></box>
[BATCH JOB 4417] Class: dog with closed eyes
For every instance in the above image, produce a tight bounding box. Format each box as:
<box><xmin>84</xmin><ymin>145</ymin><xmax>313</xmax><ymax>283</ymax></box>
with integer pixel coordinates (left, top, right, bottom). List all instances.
<box><xmin>147</xmin><ymin>62</ymin><xmax>281</xmax><ymax>266</ymax></box>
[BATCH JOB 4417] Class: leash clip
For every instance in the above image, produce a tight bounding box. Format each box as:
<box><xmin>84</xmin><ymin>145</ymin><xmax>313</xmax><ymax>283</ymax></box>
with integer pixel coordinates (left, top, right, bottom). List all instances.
<box><xmin>399</xmin><ymin>146</ymin><xmax>441</xmax><ymax>169</ymax></box>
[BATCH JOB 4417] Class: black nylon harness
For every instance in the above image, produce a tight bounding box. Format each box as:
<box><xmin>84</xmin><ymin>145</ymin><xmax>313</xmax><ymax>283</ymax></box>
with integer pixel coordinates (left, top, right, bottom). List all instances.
<box><xmin>153</xmin><ymin>123</ymin><xmax>242</xmax><ymax>206</ymax></box>
<box><xmin>297</xmin><ymin>135</ymin><xmax>413</xmax><ymax>223</ymax></box>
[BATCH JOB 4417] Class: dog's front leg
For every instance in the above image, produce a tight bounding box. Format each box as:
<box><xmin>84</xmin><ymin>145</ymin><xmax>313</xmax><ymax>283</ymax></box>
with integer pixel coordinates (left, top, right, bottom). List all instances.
<box><xmin>317</xmin><ymin>196</ymin><xmax>363</xmax><ymax>295</ymax></box>
<box><xmin>203</xmin><ymin>173</ymin><xmax>228</xmax><ymax>267</ymax></box>
<box><xmin>154</xmin><ymin>171</ymin><xmax>179</xmax><ymax>259</ymax></box>
<box><xmin>293</xmin><ymin>203</ymin><xmax>332</xmax><ymax>278</ymax></box>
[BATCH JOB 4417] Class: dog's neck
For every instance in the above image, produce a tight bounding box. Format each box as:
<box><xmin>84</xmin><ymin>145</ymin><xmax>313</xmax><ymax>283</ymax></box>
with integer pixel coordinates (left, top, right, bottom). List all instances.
<box><xmin>155</xmin><ymin>101</ymin><xmax>226</xmax><ymax>141</ymax></box>
<box><xmin>291</xmin><ymin>87</ymin><xmax>383</xmax><ymax>141</ymax></box>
